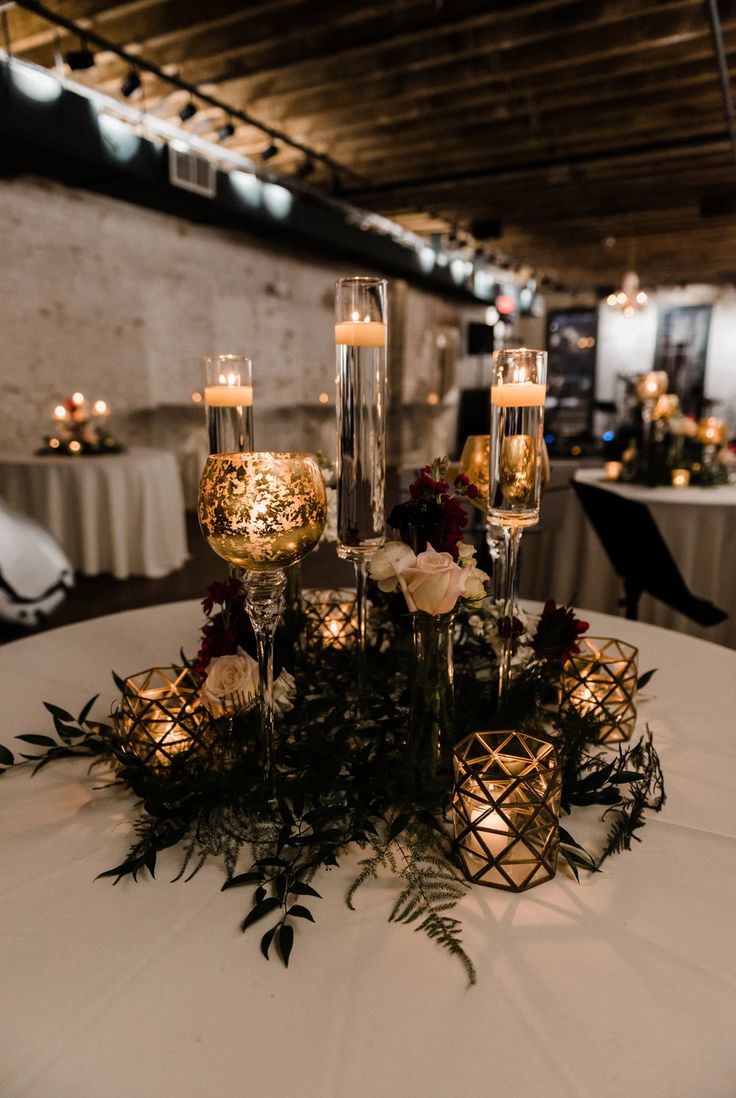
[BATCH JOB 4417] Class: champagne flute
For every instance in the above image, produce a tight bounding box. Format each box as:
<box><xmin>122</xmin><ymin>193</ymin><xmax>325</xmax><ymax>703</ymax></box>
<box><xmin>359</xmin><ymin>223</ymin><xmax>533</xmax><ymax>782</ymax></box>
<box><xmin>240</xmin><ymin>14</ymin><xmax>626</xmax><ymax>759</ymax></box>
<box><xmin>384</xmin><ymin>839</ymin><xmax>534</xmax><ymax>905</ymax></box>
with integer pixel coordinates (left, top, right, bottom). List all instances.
<box><xmin>198</xmin><ymin>452</ymin><xmax>326</xmax><ymax>780</ymax></box>
<box><xmin>488</xmin><ymin>348</ymin><xmax>547</xmax><ymax>699</ymax></box>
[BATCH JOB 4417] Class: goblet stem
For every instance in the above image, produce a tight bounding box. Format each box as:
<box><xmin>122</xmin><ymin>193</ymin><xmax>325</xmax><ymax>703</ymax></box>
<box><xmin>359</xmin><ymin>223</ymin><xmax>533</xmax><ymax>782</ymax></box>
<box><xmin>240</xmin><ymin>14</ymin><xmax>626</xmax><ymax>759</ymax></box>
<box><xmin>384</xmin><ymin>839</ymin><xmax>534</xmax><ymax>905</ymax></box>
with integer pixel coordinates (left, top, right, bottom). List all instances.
<box><xmin>243</xmin><ymin>569</ymin><xmax>287</xmax><ymax>784</ymax></box>
<box><xmin>498</xmin><ymin>525</ymin><xmax>522</xmax><ymax>702</ymax></box>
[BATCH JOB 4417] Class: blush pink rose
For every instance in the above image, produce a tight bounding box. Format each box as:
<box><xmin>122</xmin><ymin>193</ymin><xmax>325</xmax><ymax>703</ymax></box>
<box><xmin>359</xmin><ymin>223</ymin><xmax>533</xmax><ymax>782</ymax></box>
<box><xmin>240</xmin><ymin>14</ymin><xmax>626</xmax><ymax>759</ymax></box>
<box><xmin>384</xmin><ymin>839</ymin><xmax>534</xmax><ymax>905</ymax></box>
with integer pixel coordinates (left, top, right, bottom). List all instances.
<box><xmin>402</xmin><ymin>544</ymin><xmax>469</xmax><ymax>615</ymax></box>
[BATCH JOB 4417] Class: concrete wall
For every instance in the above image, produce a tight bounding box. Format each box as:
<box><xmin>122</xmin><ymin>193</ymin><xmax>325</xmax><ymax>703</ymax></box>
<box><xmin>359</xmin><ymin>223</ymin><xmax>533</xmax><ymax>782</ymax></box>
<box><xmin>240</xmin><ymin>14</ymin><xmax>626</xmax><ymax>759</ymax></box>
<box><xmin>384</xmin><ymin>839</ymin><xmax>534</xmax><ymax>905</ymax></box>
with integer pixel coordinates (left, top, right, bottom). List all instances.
<box><xmin>0</xmin><ymin>175</ymin><xmax>475</xmax><ymax>462</ymax></box>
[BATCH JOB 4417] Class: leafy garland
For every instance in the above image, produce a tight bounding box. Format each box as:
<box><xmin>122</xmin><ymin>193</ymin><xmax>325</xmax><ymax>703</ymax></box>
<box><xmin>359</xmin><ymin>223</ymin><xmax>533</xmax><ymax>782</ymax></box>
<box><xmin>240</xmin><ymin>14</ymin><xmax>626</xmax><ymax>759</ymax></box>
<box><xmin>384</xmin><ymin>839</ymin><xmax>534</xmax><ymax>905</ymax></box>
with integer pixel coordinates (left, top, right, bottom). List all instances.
<box><xmin>0</xmin><ymin>593</ymin><xmax>665</xmax><ymax>985</ymax></box>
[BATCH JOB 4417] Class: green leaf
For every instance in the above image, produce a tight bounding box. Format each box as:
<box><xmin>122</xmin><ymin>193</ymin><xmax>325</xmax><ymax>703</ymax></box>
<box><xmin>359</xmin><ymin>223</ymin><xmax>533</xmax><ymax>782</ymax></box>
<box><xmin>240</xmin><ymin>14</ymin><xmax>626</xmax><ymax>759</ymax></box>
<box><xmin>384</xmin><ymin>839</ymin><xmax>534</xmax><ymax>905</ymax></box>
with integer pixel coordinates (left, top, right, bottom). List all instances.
<box><xmin>287</xmin><ymin>904</ymin><xmax>314</xmax><ymax>922</ymax></box>
<box><xmin>388</xmin><ymin>812</ymin><xmax>411</xmax><ymax>840</ymax></box>
<box><xmin>637</xmin><ymin>668</ymin><xmax>657</xmax><ymax>690</ymax></box>
<box><xmin>144</xmin><ymin>847</ymin><xmax>157</xmax><ymax>879</ymax></box>
<box><xmin>16</xmin><ymin>734</ymin><xmax>58</xmax><ymax>747</ymax></box>
<box><xmin>43</xmin><ymin>702</ymin><xmax>73</xmax><ymax>722</ymax></box>
<box><xmin>277</xmin><ymin>923</ymin><xmax>294</xmax><ymax>967</ymax></box>
<box><xmin>0</xmin><ymin>744</ymin><xmax>14</xmax><ymax>767</ymax></box>
<box><xmin>289</xmin><ymin>881</ymin><xmax>321</xmax><ymax>899</ymax></box>
<box><xmin>112</xmin><ymin>671</ymin><xmax>127</xmax><ymax>694</ymax></box>
<box><xmin>77</xmin><ymin>695</ymin><xmax>99</xmax><ymax>725</ymax></box>
<box><xmin>260</xmin><ymin>925</ymin><xmax>277</xmax><ymax>959</ymax></box>
<box><xmin>241</xmin><ymin>898</ymin><xmax>281</xmax><ymax>932</ymax></box>
<box><xmin>221</xmin><ymin>871</ymin><xmax>262</xmax><ymax>891</ymax></box>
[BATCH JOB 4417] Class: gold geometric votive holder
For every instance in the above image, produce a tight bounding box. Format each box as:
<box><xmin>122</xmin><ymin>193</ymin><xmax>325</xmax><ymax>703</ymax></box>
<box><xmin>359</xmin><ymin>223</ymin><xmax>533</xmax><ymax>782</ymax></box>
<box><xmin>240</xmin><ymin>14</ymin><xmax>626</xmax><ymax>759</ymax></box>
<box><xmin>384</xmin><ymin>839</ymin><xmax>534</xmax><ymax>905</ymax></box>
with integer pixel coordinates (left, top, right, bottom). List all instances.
<box><xmin>302</xmin><ymin>588</ymin><xmax>358</xmax><ymax>650</ymax></box>
<box><xmin>560</xmin><ymin>636</ymin><xmax>638</xmax><ymax>744</ymax></box>
<box><xmin>114</xmin><ymin>666</ymin><xmax>211</xmax><ymax>769</ymax></box>
<box><xmin>452</xmin><ymin>731</ymin><xmax>562</xmax><ymax>892</ymax></box>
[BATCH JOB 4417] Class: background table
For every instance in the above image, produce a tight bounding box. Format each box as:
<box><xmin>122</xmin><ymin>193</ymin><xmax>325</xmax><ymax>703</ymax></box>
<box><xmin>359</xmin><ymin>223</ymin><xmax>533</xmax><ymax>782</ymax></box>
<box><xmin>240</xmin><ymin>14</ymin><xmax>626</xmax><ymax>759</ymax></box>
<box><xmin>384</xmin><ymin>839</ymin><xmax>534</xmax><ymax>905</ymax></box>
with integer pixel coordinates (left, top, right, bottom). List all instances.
<box><xmin>1</xmin><ymin>600</ymin><xmax>735</xmax><ymax>1097</ymax></box>
<box><xmin>523</xmin><ymin>467</ymin><xmax>736</xmax><ymax>648</ymax></box>
<box><xmin>0</xmin><ymin>448</ymin><xmax>188</xmax><ymax>579</ymax></box>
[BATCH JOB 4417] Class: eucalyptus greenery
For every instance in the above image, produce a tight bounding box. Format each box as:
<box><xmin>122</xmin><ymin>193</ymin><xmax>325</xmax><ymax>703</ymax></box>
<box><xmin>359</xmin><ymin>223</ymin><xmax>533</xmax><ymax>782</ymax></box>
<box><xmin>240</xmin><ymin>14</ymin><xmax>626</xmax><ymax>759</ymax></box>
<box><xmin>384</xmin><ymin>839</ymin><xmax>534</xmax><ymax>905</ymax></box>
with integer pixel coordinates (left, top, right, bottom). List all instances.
<box><xmin>0</xmin><ymin>598</ymin><xmax>665</xmax><ymax>985</ymax></box>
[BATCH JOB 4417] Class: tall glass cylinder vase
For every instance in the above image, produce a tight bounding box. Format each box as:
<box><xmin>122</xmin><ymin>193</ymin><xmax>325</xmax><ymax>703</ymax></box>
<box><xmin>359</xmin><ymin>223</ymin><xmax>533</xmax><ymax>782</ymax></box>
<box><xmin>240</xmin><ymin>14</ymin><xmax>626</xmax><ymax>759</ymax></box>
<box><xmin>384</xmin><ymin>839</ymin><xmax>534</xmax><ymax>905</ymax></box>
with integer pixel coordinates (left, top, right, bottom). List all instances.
<box><xmin>409</xmin><ymin>610</ymin><xmax>455</xmax><ymax>790</ymax></box>
<box><xmin>488</xmin><ymin>348</ymin><xmax>547</xmax><ymax>700</ymax></box>
<box><xmin>335</xmin><ymin>277</ymin><xmax>387</xmax><ymax>694</ymax></box>
<box><xmin>203</xmin><ymin>354</ymin><xmax>254</xmax><ymax>454</ymax></box>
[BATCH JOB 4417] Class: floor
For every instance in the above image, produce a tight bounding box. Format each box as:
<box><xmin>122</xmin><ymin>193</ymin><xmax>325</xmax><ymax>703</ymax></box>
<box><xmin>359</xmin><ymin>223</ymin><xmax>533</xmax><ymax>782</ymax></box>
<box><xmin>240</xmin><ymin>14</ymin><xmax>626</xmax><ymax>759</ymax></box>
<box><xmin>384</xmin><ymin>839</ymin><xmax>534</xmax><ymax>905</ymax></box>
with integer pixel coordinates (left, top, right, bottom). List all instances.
<box><xmin>0</xmin><ymin>512</ymin><xmax>356</xmax><ymax>644</ymax></box>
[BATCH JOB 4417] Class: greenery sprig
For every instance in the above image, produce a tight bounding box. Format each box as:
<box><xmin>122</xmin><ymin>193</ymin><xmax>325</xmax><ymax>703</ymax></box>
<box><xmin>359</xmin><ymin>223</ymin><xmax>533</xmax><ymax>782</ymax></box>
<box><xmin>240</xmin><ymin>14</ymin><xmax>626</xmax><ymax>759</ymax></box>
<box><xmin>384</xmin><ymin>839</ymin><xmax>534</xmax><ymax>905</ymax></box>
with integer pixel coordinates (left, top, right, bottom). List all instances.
<box><xmin>0</xmin><ymin>599</ymin><xmax>665</xmax><ymax>985</ymax></box>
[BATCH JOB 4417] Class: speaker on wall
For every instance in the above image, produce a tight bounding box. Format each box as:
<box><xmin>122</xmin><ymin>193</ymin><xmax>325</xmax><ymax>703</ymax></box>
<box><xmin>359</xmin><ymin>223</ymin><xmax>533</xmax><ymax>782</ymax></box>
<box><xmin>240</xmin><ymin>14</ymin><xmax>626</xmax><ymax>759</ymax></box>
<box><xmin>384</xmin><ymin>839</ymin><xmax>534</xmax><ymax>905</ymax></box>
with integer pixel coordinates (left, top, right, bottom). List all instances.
<box><xmin>467</xmin><ymin>321</ymin><xmax>494</xmax><ymax>356</ymax></box>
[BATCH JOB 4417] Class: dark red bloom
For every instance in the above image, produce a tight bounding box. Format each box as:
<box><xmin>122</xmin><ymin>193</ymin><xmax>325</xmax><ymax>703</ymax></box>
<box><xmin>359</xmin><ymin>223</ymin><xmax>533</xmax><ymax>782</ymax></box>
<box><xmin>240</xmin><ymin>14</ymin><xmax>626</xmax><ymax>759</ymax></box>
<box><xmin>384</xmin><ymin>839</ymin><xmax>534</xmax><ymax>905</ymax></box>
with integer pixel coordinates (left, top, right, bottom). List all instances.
<box><xmin>394</xmin><ymin>458</ymin><xmax>476</xmax><ymax>560</ymax></box>
<box><xmin>531</xmin><ymin>600</ymin><xmax>589</xmax><ymax>663</ymax></box>
<box><xmin>194</xmin><ymin>577</ymin><xmax>256</xmax><ymax>674</ymax></box>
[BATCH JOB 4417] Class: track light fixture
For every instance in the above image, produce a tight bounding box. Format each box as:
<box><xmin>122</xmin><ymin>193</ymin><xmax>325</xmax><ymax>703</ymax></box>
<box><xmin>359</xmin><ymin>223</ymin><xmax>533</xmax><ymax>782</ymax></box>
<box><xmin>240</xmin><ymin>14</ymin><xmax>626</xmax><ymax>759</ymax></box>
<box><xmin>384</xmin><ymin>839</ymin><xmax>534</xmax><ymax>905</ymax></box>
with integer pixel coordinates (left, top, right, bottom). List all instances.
<box><xmin>120</xmin><ymin>68</ymin><xmax>141</xmax><ymax>98</ymax></box>
<box><xmin>66</xmin><ymin>39</ymin><xmax>94</xmax><ymax>70</ymax></box>
<box><xmin>178</xmin><ymin>100</ymin><xmax>197</xmax><ymax>123</ymax></box>
<box><xmin>260</xmin><ymin>142</ymin><xmax>278</xmax><ymax>161</ymax></box>
<box><xmin>217</xmin><ymin>120</ymin><xmax>235</xmax><ymax>142</ymax></box>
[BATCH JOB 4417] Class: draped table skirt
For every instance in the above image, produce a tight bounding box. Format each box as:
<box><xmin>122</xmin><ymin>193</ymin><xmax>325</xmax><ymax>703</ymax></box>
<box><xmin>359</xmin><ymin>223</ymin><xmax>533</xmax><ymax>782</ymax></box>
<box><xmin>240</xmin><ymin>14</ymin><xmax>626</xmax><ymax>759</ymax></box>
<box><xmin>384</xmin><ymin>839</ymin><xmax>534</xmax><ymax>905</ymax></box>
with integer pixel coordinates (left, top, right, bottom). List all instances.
<box><xmin>0</xmin><ymin>448</ymin><xmax>189</xmax><ymax>579</ymax></box>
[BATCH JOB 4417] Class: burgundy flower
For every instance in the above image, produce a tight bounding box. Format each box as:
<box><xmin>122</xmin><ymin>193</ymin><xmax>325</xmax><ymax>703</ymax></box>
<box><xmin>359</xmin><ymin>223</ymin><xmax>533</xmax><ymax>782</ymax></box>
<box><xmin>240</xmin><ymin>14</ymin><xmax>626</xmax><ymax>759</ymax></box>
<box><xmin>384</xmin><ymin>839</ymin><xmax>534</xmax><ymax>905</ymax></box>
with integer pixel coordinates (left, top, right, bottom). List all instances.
<box><xmin>531</xmin><ymin>600</ymin><xmax>589</xmax><ymax>663</ymax></box>
<box><xmin>393</xmin><ymin>458</ymin><xmax>476</xmax><ymax>560</ymax></box>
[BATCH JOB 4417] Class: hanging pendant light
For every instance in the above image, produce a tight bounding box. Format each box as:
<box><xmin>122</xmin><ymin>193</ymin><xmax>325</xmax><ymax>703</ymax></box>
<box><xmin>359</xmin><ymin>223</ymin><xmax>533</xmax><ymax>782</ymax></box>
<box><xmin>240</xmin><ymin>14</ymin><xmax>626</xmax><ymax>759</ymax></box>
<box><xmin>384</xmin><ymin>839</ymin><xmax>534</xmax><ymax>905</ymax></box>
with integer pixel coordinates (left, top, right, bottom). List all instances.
<box><xmin>606</xmin><ymin>271</ymin><xmax>648</xmax><ymax>316</ymax></box>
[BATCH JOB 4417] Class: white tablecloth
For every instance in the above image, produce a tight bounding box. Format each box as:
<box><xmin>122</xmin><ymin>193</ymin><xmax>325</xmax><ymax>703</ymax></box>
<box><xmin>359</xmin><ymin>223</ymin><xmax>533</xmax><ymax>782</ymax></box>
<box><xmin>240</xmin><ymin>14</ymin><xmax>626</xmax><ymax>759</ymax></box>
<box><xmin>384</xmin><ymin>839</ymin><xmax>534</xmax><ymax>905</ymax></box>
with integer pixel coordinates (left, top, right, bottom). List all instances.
<box><xmin>1</xmin><ymin>600</ymin><xmax>735</xmax><ymax>1098</ymax></box>
<box><xmin>523</xmin><ymin>467</ymin><xmax>736</xmax><ymax>648</ymax></box>
<box><xmin>0</xmin><ymin>448</ymin><xmax>188</xmax><ymax>579</ymax></box>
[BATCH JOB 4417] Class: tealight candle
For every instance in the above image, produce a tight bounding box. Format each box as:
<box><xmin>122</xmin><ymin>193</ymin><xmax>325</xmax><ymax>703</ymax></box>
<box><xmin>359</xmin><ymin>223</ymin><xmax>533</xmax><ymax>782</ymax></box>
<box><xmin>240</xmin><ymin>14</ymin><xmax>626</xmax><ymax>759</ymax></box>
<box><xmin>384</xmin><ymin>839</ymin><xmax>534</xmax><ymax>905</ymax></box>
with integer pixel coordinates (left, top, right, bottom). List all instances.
<box><xmin>115</xmin><ymin>666</ymin><xmax>209</xmax><ymax>770</ymax></box>
<box><xmin>671</xmin><ymin>468</ymin><xmax>690</xmax><ymax>488</ymax></box>
<box><xmin>452</xmin><ymin>730</ymin><xmax>561</xmax><ymax>892</ymax></box>
<box><xmin>561</xmin><ymin>636</ymin><xmax>638</xmax><ymax>744</ymax></box>
<box><xmin>635</xmin><ymin>371</ymin><xmax>668</xmax><ymax>401</ymax></box>
<box><xmin>696</xmin><ymin>417</ymin><xmax>726</xmax><ymax>447</ymax></box>
<box><xmin>604</xmin><ymin>461</ymin><xmax>623</xmax><ymax>481</ymax></box>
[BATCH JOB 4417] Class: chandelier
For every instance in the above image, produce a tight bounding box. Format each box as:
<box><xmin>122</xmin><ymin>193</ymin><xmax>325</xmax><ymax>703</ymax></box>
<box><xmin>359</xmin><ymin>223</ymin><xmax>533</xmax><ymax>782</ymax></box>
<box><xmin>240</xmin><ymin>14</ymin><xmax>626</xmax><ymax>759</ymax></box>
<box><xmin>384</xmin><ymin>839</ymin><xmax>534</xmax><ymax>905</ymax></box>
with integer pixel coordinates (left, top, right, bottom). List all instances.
<box><xmin>606</xmin><ymin>271</ymin><xmax>648</xmax><ymax>316</ymax></box>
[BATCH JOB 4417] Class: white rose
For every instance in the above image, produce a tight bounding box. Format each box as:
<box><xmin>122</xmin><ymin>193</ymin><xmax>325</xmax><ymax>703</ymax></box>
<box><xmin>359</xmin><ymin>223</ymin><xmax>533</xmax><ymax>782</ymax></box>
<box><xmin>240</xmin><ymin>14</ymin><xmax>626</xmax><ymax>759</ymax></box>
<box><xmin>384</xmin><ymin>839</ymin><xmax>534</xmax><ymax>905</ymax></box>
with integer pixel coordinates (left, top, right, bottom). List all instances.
<box><xmin>200</xmin><ymin>649</ymin><xmax>258</xmax><ymax>716</ymax></box>
<box><xmin>463</xmin><ymin>566</ymin><xmax>490</xmax><ymax>602</ymax></box>
<box><xmin>401</xmin><ymin>544</ymin><xmax>469</xmax><ymax>616</ymax></box>
<box><xmin>273</xmin><ymin>669</ymin><xmax>296</xmax><ymax>713</ymax></box>
<box><xmin>368</xmin><ymin>541</ymin><xmax>417</xmax><ymax>592</ymax></box>
<box><xmin>456</xmin><ymin>541</ymin><xmax>477</xmax><ymax>565</ymax></box>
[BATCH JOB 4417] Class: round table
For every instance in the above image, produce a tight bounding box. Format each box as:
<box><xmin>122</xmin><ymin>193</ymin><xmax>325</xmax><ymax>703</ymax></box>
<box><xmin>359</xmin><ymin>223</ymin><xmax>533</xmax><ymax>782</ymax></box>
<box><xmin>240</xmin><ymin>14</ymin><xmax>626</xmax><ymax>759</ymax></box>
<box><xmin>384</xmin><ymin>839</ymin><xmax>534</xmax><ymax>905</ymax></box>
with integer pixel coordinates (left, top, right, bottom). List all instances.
<box><xmin>1</xmin><ymin>600</ymin><xmax>735</xmax><ymax>1098</ymax></box>
<box><xmin>524</xmin><ymin>467</ymin><xmax>736</xmax><ymax>648</ymax></box>
<box><xmin>0</xmin><ymin>448</ymin><xmax>189</xmax><ymax>579</ymax></box>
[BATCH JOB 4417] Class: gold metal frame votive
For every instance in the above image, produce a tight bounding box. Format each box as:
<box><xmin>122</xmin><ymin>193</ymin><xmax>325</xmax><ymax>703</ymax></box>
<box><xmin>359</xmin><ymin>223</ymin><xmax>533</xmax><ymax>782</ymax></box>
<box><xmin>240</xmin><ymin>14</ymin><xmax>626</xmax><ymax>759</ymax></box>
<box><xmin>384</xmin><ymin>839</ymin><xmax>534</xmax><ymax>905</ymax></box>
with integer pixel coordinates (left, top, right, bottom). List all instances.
<box><xmin>560</xmin><ymin>636</ymin><xmax>638</xmax><ymax>744</ymax></box>
<box><xmin>452</xmin><ymin>731</ymin><xmax>562</xmax><ymax>892</ymax></box>
<box><xmin>115</xmin><ymin>666</ymin><xmax>210</xmax><ymax>768</ymax></box>
<box><xmin>302</xmin><ymin>588</ymin><xmax>358</xmax><ymax>650</ymax></box>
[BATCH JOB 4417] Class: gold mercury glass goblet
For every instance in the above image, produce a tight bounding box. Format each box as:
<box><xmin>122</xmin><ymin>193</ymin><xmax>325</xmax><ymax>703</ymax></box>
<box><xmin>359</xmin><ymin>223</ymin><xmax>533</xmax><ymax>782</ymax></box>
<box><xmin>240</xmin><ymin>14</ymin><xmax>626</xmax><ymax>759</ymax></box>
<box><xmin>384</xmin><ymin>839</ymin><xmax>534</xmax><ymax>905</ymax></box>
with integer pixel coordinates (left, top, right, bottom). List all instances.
<box><xmin>198</xmin><ymin>452</ymin><xmax>327</xmax><ymax>782</ymax></box>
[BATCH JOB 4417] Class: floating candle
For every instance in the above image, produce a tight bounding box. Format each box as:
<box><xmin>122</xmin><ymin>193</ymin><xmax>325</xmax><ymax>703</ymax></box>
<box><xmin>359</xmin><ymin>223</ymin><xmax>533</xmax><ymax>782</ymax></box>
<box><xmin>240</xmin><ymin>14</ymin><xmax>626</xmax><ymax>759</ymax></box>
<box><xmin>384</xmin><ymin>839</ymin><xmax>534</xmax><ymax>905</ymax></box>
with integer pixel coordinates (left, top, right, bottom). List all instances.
<box><xmin>334</xmin><ymin>320</ymin><xmax>387</xmax><ymax>347</ymax></box>
<box><xmin>491</xmin><ymin>382</ymin><xmax>546</xmax><ymax>407</ymax></box>
<box><xmin>204</xmin><ymin>385</ymin><xmax>254</xmax><ymax>407</ymax></box>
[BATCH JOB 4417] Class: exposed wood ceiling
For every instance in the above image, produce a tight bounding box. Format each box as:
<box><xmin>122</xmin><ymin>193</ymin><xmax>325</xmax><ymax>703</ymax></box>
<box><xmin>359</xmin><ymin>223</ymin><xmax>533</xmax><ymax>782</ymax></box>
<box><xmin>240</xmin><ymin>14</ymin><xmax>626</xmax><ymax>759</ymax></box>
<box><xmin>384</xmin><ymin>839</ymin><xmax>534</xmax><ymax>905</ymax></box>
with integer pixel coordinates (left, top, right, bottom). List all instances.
<box><xmin>7</xmin><ymin>0</ymin><xmax>736</xmax><ymax>289</ymax></box>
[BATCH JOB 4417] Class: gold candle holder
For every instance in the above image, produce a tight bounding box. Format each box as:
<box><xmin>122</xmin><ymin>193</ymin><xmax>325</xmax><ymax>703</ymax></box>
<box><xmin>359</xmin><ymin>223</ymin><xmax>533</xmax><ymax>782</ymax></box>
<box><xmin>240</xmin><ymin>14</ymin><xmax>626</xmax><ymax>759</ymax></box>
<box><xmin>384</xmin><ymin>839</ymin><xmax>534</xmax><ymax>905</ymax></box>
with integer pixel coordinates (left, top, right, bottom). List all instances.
<box><xmin>671</xmin><ymin>467</ymin><xmax>691</xmax><ymax>488</ymax></box>
<box><xmin>560</xmin><ymin>636</ymin><xmax>638</xmax><ymax>744</ymax></box>
<box><xmin>635</xmin><ymin>372</ymin><xmax>668</xmax><ymax>401</ymax></box>
<box><xmin>696</xmin><ymin>417</ymin><xmax>727</xmax><ymax>447</ymax></box>
<box><xmin>604</xmin><ymin>460</ymin><xmax>623</xmax><ymax>481</ymax></box>
<box><xmin>459</xmin><ymin>434</ymin><xmax>490</xmax><ymax>509</ymax></box>
<box><xmin>302</xmin><ymin>588</ymin><xmax>358</xmax><ymax>650</ymax></box>
<box><xmin>452</xmin><ymin>731</ymin><xmax>561</xmax><ymax>892</ymax></box>
<box><xmin>115</xmin><ymin>666</ymin><xmax>210</xmax><ymax>769</ymax></box>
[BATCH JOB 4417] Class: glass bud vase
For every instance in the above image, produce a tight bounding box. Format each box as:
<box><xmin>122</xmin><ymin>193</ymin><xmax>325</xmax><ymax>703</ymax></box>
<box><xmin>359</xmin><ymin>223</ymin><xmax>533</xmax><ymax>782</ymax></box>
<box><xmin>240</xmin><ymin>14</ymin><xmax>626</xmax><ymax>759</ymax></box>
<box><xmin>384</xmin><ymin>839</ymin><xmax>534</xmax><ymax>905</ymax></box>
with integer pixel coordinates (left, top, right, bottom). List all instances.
<box><xmin>409</xmin><ymin>610</ymin><xmax>456</xmax><ymax>788</ymax></box>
